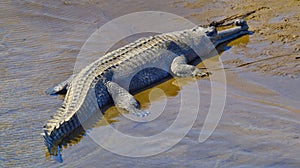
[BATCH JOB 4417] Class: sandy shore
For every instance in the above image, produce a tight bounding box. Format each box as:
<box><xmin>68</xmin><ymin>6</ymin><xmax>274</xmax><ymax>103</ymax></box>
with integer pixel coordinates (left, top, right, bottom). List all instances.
<box><xmin>186</xmin><ymin>0</ymin><xmax>300</xmax><ymax>77</ymax></box>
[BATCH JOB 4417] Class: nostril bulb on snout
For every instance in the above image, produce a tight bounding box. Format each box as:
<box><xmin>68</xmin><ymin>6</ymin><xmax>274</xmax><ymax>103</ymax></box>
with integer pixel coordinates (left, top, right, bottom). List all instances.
<box><xmin>235</xmin><ymin>19</ymin><xmax>245</xmax><ymax>26</ymax></box>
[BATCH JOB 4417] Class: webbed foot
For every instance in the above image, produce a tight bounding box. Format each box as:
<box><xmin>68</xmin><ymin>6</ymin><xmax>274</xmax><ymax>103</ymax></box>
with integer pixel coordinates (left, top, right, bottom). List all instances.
<box><xmin>192</xmin><ymin>68</ymin><xmax>211</xmax><ymax>77</ymax></box>
<box><xmin>46</xmin><ymin>74</ymin><xmax>76</xmax><ymax>95</ymax></box>
<box><xmin>106</xmin><ymin>81</ymin><xmax>149</xmax><ymax>117</ymax></box>
<box><xmin>171</xmin><ymin>55</ymin><xmax>211</xmax><ymax>77</ymax></box>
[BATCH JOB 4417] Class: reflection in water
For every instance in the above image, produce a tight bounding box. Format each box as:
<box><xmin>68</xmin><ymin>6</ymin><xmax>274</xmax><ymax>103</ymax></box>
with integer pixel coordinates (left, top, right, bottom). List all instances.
<box><xmin>45</xmin><ymin>103</ymin><xmax>120</xmax><ymax>156</ymax></box>
<box><xmin>52</xmin><ymin>146</ymin><xmax>63</xmax><ymax>163</ymax></box>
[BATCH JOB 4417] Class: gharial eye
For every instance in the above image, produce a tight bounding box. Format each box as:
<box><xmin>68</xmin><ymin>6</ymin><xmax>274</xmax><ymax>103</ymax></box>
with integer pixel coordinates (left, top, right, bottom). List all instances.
<box><xmin>206</xmin><ymin>27</ymin><xmax>217</xmax><ymax>36</ymax></box>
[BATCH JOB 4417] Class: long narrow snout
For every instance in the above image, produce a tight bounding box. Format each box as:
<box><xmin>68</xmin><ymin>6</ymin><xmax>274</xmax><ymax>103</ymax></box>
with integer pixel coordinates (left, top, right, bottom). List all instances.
<box><xmin>213</xmin><ymin>19</ymin><xmax>249</xmax><ymax>46</ymax></box>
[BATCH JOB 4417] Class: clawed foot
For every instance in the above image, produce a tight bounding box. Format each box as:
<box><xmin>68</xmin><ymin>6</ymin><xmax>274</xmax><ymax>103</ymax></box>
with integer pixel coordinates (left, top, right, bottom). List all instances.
<box><xmin>45</xmin><ymin>74</ymin><xmax>75</xmax><ymax>95</ymax></box>
<box><xmin>192</xmin><ymin>68</ymin><xmax>211</xmax><ymax>77</ymax></box>
<box><xmin>46</xmin><ymin>85</ymin><xmax>67</xmax><ymax>95</ymax></box>
<box><xmin>106</xmin><ymin>81</ymin><xmax>150</xmax><ymax>118</ymax></box>
<box><xmin>129</xmin><ymin>107</ymin><xmax>150</xmax><ymax>117</ymax></box>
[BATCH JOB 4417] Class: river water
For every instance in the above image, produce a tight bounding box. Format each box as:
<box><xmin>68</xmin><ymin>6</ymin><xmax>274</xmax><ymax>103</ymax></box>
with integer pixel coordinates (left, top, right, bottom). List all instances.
<box><xmin>1</xmin><ymin>1</ymin><xmax>300</xmax><ymax>167</ymax></box>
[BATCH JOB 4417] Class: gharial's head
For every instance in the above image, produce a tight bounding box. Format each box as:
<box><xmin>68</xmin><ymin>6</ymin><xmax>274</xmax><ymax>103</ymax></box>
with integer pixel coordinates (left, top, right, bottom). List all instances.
<box><xmin>192</xmin><ymin>19</ymin><xmax>249</xmax><ymax>47</ymax></box>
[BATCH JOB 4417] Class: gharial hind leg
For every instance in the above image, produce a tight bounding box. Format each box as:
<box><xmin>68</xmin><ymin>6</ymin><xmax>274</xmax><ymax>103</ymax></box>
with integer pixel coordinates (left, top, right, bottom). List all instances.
<box><xmin>171</xmin><ymin>55</ymin><xmax>210</xmax><ymax>77</ymax></box>
<box><xmin>106</xmin><ymin>81</ymin><xmax>149</xmax><ymax>117</ymax></box>
<box><xmin>46</xmin><ymin>74</ymin><xmax>76</xmax><ymax>95</ymax></box>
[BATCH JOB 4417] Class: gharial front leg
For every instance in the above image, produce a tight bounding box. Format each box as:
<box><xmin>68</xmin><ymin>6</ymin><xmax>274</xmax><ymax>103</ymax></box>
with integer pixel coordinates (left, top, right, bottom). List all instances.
<box><xmin>106</xmin><ymin>81</ymin><xmax>149</xmax><ymax>117</ymax></box>
<box><xmin>171</xmin><ymin>55</ymin><xmax>210</xmax><ymax>77</ymax></box>
<box><xmin>46</xmin><ymin>74</ymin><xmax>76</xmax><ymax>95</ymax></box>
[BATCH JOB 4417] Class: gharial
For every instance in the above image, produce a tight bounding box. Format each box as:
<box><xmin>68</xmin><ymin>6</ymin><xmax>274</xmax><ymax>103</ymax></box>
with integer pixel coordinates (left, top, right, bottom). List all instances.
<box><xmin>43</xmin><ymin>19</ymin><xmax>249</xmax><ymax>155</ymax></box>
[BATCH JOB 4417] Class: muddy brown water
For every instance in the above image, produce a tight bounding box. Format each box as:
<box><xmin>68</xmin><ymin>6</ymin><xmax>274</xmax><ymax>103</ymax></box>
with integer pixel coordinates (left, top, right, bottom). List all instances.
<box><xmin>1</xmin><ymin>1</ymin><xmax>300</xmax><ymax>167</ymax></box>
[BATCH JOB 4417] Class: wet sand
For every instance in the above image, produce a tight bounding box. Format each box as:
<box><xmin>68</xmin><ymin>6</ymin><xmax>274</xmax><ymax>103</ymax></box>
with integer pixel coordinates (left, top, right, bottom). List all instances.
<box><xmin>1</xmin><ymin>0</ymin><xmax>299</xmax><ymax>167</ymax></box>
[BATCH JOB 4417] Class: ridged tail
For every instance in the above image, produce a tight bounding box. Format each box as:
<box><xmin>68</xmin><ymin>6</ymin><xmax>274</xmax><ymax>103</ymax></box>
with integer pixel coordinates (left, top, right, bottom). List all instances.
<box><xmin>43</xmin><ymin>113</ymin><xmax>81</xmax><ymax>155</ymax></box>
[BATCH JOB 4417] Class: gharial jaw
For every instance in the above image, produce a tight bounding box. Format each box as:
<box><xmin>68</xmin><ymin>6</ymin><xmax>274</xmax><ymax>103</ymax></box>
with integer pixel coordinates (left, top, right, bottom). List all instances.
<box><xmin>202</xmin><ymin>19</ymin><xmax>249</xmax><ymax>46</ymax></box>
